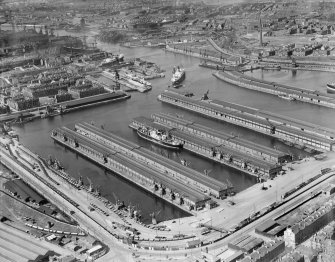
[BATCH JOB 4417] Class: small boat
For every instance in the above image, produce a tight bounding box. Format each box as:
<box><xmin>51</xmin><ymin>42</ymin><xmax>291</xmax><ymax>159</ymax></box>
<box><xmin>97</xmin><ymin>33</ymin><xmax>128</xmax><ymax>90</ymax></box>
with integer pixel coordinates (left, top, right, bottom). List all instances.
<box><xmin>172</xmin><ymin>83</ymin><xmax>184</xmax><ymax>88</ymax></box>
<box><xmin>278</xmin><ymin>94</ymin><xmax>295</xmax><ymax>101</ymax></box>
<box><xmin>137</xmin><ymin>127</ymin><xmax>183</xmax><ymax>149</ymax></box>
<box><xmin>171</xmin><ymin>66</ymin><xmax>185</xmax><ymax>85</ymax></box>
<box><xmin>326</xmin><ymin>83</ymin><xmax>335</xmax><ymax>94</ymax></box>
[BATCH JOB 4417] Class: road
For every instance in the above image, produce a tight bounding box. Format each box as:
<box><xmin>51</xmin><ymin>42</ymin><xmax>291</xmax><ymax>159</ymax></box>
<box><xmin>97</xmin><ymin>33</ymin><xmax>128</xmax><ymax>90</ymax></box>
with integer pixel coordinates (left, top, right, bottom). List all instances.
<box><xmin>2</xmin><ymin>135</ymin><xmax>335</xmax><ymax>261</ymax></box>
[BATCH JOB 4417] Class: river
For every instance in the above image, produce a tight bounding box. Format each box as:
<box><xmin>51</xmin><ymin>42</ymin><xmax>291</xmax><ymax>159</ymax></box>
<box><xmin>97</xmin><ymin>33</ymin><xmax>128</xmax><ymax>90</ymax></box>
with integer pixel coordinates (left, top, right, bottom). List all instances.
<box><xmin>7</xmin><ymin>30</ymin><xmax>335</xmax><ymax>223</ymax></box>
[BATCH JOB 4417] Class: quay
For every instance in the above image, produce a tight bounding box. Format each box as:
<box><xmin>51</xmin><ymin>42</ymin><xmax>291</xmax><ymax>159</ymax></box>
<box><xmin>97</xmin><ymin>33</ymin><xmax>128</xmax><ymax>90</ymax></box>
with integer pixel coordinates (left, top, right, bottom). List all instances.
<box><xmin>213</xmin><ymin>71</ymin><xmax>335</xmax><ymax>109</ymax></box>
<box><xmin>0</xmin><ymin>90</ymin><xmax>130</xmax><ymax>123</ymax></box>
<box><xmin>158</xmin><ymin>90</ymin><xmax>335</xmax><ymax>152</ymax></box>
<box><xmin>165</xmin><ymin>45</ymin><xmax>224</xmax><ymax>64</ymax></box>
<box><xmin>259</xmin><ymin>57</ymin><xmax>335</xmax><ymax>73</ymax></box>
<box><xmin>52</xmin><ymin>127</ymin><xmax>207</xmax><ymax>212</ymax></box>
<box><xmin>199</xmin><ymin>61</ymin><xmax>239</xmax><ymax>71</ymax></box>
<box><xmin>130</xmin><ymin>116</ymin><xmax>282</xmax><ymax>179</ymax></box>
<box><xmin>74</xmin><ymin>122</ymin><xmax>231</xmax><ymax>198</ymax></box>
<box><xmin>51</xmin><ymin>124</ymin><xmax>232</xmax><ymax>211</ymax></box>
<box><xmin>151</xmin><ymin>113</ymin><xmax>289</xmax><ymax>164</ymax></box>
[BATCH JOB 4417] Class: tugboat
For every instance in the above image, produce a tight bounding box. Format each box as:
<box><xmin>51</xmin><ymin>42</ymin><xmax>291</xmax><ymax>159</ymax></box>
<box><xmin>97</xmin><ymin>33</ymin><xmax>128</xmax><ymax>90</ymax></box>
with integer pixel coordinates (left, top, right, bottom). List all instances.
<box><xmin>171</xmin><ymin>66</ymin><xmax>185</xmax><ymax>85</ymax></box>
<box><xmin>137</xmin><ymin>126</ymin><xmax>183</xmax><ymax>149</ymax></box>
<box><xmin>326</xmin><ymin>82</ymin><xmax>335</xmax><ymax>94</ymax></box>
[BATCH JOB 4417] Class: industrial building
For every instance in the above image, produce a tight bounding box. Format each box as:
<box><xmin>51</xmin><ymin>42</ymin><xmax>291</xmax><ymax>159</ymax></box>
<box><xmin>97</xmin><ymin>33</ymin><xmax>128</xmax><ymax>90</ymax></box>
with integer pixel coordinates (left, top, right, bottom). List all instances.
<box><xmin>213</xmin><ymin>70</ymin><xmax>335</xmax><ymax>109</ymax></box>
<box><xmin>52</xmin><ymin>126</ymin><xmax>217</xmax><ymax>210</ymax></box>
<box><xmin>228</xmin><ymin>235</ymin><xmax>264</xmax><ymax>254</ymax></box>
<box><xmin>130</xmin><ymin>116</ymin><xmax>282</xmax><ymax>179</ymax></box>
<box><xmin>75</xmin><ymin>122</ymin><xmax>232</xmax><ymax>198</ymax></box>
<box><xmin>283</xmin><ymin>197</ymin><xmax>335</xmax><ymax>248</ymax></box>
<box><xmin>3</xmin><ymin>179</ymin><xmax>47</xmax><ymax>205</ymax></box>
<box><xmin>151</xmin><ymin>112</ymin><xmax>290</xmax><ymax>164</ymax></box>
<box><xmin>158</xmin><ymin>90</ymin><xmax>335</xmax><ymax>151</ymax></box>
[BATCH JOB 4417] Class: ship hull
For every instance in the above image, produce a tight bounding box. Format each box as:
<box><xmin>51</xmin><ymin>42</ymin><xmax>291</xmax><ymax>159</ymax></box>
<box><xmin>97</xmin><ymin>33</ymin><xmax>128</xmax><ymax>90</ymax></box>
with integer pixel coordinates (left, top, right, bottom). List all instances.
<box><xmin>278</xmin><ymin>94</ymin><xmax>295</xmax><ymax>101</ymax></box>
<box><xmin>172</xmin><ymin>71</ymin><xmax>185</xmax><ymax>85</ymax></box>
<box><xmin>137</xmin><ymin>130</ymin><xmax>182</xmax><ymax>149</ymax></box>
<box><xmin>63</xmin><ymin>46</ymin><xmax>100</xmax><ymax>54</ymax></box>
<box><xmin>327</xmin><ymin>83</ymin><xmax>335</xmax><ymax>94</ymax></box>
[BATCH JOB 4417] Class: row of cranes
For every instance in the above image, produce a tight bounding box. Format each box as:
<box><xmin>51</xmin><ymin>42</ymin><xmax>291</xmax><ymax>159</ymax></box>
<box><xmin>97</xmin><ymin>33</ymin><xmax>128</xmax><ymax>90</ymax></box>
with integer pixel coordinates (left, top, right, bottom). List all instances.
<box><xmin>56</xmin><ymin>130</ymin><xmax>159</xmax><ymax>223</ymax></box>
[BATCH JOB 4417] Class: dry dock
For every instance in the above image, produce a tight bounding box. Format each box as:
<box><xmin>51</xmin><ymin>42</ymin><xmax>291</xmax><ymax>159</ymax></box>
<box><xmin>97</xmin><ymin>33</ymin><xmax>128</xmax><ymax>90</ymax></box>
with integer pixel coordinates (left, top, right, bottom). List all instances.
<box><xmin>52</xmin><ymin>123</ymin><xmax>232</xmax><ymax>212</ymax></box>
<box><xmin>158</xmin><ymin>90</ymin><xmax>335</xmax><ymax>152</ymax></box>
<box><xmin>130</xmin><ymin>116</ymin><xmax>282</xmax><ymax>179</ymax></box>
<box><xmin>213</xmin><ymin>71</ymin><xmax>335</xmax><ymax>109</ymax></box>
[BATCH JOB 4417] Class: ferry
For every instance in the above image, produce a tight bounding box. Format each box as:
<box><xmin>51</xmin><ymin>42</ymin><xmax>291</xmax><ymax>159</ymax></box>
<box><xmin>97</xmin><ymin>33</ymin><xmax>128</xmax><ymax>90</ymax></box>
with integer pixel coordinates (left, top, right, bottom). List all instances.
<box><xmin>136</xmin><ymin>127</ymin><xmax>183</xmax><ymax>149</ymax></box>
<box><xmin>278</xmin><ymin>94</ymin><xmax>295</xmax><ymax>101</ymax></box>
<box><xmin>171</xmin><ymin>66</ymin><xmax>186</xmax><ymax>85</ymax></box>
<box><xmin>326</xmin><ymin>83</ymin><xmax>335</xmax><ymax>94</ymax></box>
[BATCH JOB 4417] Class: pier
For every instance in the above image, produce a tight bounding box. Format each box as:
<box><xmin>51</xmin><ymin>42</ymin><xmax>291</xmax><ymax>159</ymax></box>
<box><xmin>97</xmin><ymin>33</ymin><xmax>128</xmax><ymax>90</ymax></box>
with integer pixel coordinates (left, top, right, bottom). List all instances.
<box><xmin>165</xmin><ymin>45</ymin><xmax>224</xmax><ymax>64</ymax></box>
<box><xmin>130</xmin><ymin>116</ymin><xmax>282</xmax><ymax>179</ymax></box>
<box><xmin>151</xmin><ymin>113</ymin><xmax>289</xmax><ymax>164</ymax></box>
<box><xmin>51</xmin><ymin>124</ymin><xmax>233</xmax><ymax>212</ymax></box>
<box><xmin>75</xmin><ymin>122</ymin><xmax>231</xmax><ymax>198</ymax></box>
<box><xmin>259</xmin><ymin>57</ymin><xmax>335</xmax><ymax>73</ymax></box>
<box><xmin>213</xmin><ymin>71</ymin><xmax>335</xmax><ymax>109</ymax></box>
<box><xmin>158</xmin><ymin>90</ymin><xmax>335</xmax><ymax>152</ymax></box>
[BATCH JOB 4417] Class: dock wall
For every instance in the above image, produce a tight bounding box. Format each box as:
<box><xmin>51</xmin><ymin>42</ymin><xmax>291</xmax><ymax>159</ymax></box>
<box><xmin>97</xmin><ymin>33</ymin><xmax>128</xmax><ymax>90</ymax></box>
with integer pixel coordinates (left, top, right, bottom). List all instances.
<box><xmin>129</xmin><ymin>119</ymin><xmax>281</xmax><ymax>180</ymax></box>
<box><xmin>213</xmin><ymin>71</ymin><xmax>335</xmax><ymax>109</ymax></box>
<box><xmin>158</xmin><ymin>91</ymin><xmax>334</xmax><ymax>152</ymax></box>
<box><xmin>151</xmin><ymin>113</ymin><xmax>289</xmax><ymax>164</ymax></box>
<box><xmin>51</xmin><ymin>128</ymin><xmax>213</xmax><ymax>211</ymax></box>
<box><xmin>75</xmin><ymin>123</ymin><xmax>230</xmax><ymax>198</ymax></box>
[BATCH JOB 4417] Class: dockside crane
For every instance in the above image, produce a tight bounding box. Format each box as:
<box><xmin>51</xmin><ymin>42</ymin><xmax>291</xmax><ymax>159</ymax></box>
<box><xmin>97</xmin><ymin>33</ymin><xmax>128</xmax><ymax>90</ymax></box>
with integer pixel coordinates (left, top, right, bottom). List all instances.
<box><xmin>87</xmin><ymin>177</ymin><xmax>94</xmax><ymax>192</ymax></box>
<box><xmin>112</xmin><ymin>192</ymin><xmax>124</xmax><ymax>210</ymax></box>
<box><xmin>178</xmin><ymin>153</ymin><xmax>190</xmax><ymax>167</ymax></box>
<box><xmin>263</xmin><ymin>117</ymin><xmax>286</xmax><ymax>135</ymax></box>
<box><xmin>150</xmin><ymin>209</ymin><xmax>162</xmax><ymax>225</ymax></box>
<box><xmin>201</xmin><ymin>90</ymin><xmax>209</xmax><ymax>101</ymax></box>
<box><xmin>203</xmin><ymin>169</ymin><xmax>212</xmax><ymax>176</ymax></box>
<box><xmin>175</xmin><ymin>113</ymin><xmax>184</xmax><ymax>118</ymax></box>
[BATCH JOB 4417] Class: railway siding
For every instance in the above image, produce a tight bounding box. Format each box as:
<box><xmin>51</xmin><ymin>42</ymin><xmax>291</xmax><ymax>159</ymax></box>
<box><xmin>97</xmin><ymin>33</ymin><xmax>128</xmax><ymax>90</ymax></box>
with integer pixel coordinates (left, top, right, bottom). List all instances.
<box><xmin>52</xmin><ymin>126</ymin><xmax>218</xmax><ymax>211</ymax></box>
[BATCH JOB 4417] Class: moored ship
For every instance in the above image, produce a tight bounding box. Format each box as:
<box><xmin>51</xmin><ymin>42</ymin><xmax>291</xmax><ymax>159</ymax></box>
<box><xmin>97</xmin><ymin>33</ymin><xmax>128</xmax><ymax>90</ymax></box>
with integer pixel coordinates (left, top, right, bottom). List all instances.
<box><xmin>327</xmin><ymin>82</ymin><xmax>335</xmax><ymax>94</ymax></box>
<box><xmin>278</xmin><ymin>94</ymin><xmax>296</xmax><ymax>101</ymax></box>
<box><xmin>136</xmin><ymin>126</ymin><xmax>183</xmax><ymax>149</ymax></box>
<box><xmin>171</xmin><ymin>66</ymin><xmax>185</xmax><ymax>85</ymax></box>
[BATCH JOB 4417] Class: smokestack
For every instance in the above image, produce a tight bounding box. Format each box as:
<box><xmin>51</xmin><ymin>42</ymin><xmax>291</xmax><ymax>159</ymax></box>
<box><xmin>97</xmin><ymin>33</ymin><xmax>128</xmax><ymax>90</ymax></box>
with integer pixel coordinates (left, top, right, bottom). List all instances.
<box><xmin>259</xmin><ymin>16</ymin><xmax>263</xmax><ymax>47</ymax></box>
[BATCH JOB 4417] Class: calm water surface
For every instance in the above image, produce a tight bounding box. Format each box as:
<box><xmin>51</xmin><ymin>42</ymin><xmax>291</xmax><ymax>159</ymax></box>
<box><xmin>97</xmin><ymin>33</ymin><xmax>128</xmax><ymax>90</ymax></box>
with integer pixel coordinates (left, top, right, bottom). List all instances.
<box><xmin>10</xmin><ymin>36</ymin><xmax>335</xmax><ymax>223</ymax></box>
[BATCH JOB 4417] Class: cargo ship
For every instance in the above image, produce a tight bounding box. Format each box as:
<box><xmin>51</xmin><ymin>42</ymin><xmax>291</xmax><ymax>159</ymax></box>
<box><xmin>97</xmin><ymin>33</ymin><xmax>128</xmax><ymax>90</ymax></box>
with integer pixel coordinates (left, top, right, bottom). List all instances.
<box><xmin>102</xmin><ymin>70</ymin><xmax>151</xmax><ymax>93</ymax></box>
<box><xmin>136</xmin><ymin>126</ymin><xmax>183</xmax><ymax>149</ymax></box>
<box><xmin>171</xmin><ymin>66</ymin><xmax>185</xmax><ymax>85</ymax></box>
<box><xmin>326</xmin><ymin>83</ymin><xmax>335</xmax><ymax>94</ymax></box>
<box><xmin>123</xmin><ymin>73</ymin><xmax>152</xmax><ymax>93</ymax></box>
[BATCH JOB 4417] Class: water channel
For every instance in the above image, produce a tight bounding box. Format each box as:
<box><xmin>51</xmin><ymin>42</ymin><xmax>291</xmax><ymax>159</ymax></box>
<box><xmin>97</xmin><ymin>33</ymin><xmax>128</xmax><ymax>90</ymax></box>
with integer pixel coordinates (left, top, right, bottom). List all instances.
<box><xmin>7</xmin><ymin>30</ymin><xmax>335</xmax><ymax>223</ymax></box>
